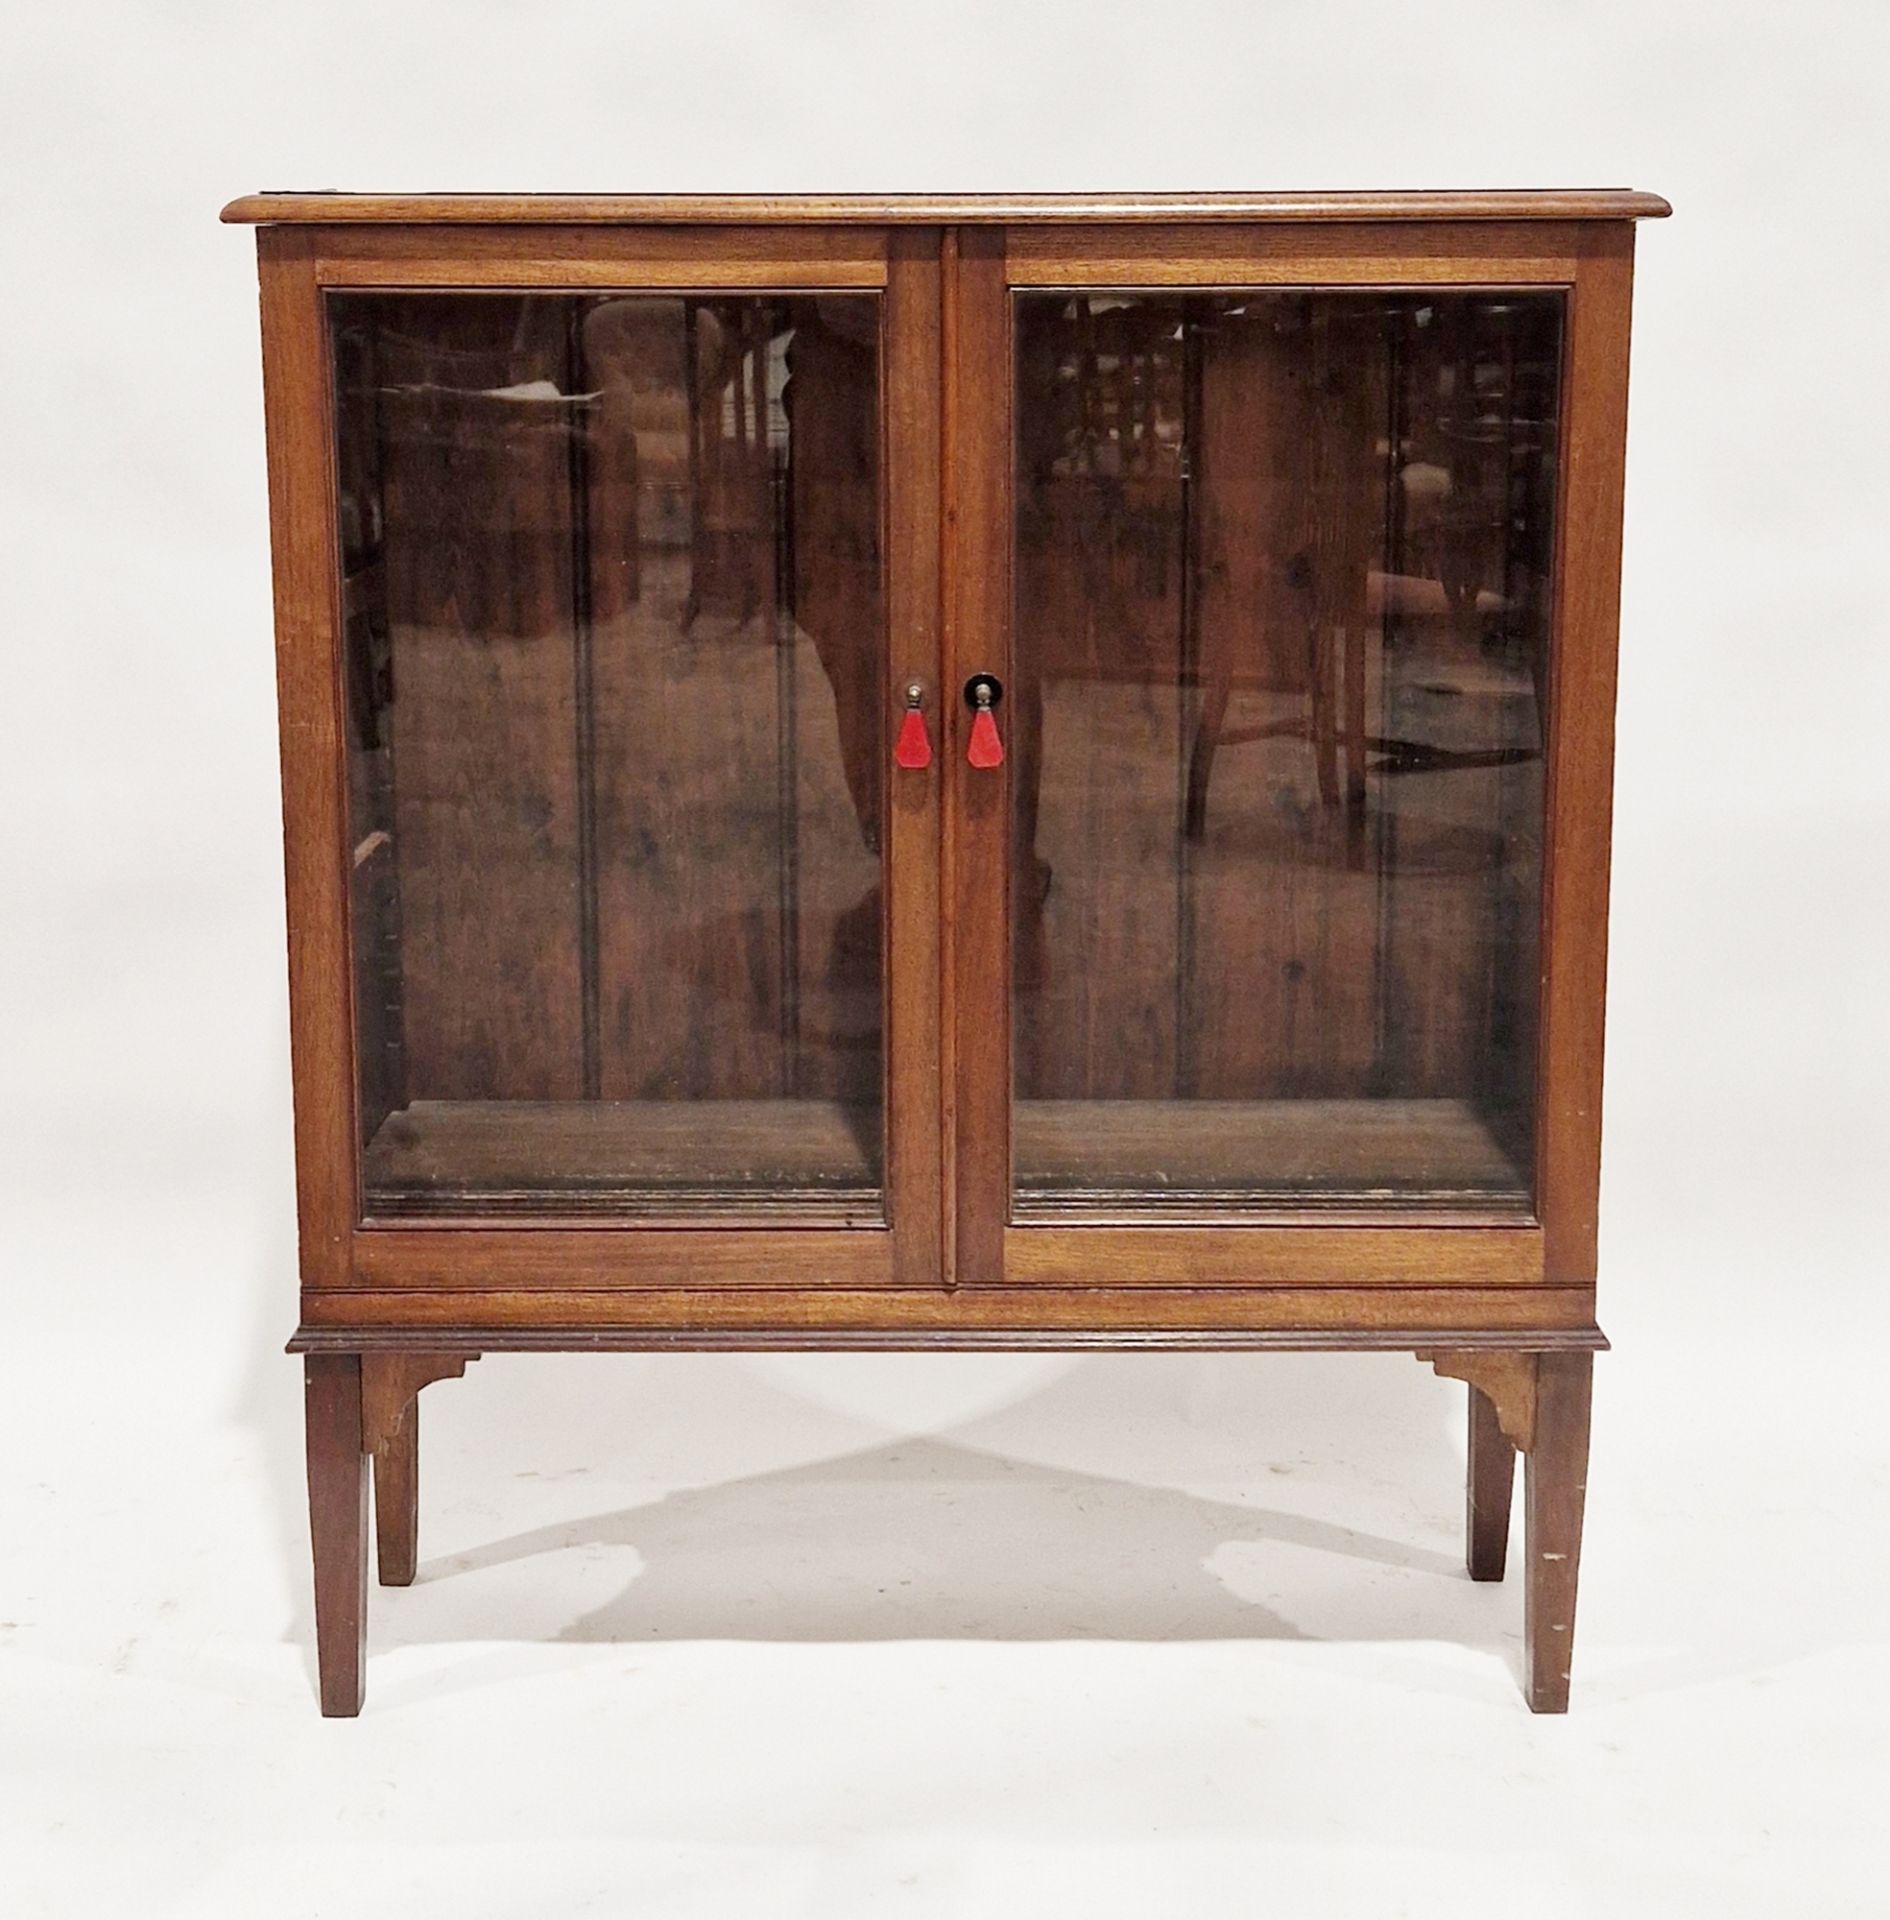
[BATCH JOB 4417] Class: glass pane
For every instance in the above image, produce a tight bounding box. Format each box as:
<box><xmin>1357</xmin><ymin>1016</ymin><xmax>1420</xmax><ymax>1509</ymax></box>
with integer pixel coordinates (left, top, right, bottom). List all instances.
<box><xmin>1011</xmin><ymin>290</ymin><xmax>1560</xmax><ymax>1214</ymax></box>
<box><xmin>332</xmin><ymin>292</ymin><xmax>885</xmax><ymax>1218</ymax></box>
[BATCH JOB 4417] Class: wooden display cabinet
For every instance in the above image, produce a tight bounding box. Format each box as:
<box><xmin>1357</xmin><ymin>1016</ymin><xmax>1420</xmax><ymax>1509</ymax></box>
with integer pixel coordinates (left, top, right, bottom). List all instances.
<box><xmin>225</xmin><ymin>190</ymin><xmax>1668</xmax><ymax>1714</ymax></box>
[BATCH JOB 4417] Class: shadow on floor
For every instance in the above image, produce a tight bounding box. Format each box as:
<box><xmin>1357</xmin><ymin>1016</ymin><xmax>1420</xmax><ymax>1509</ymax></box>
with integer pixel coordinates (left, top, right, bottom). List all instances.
<box><xmin>356</xmin><ymin>1352</ymin><xmax>1510</xmax><ymax>1669</ymax></box>
<box><xmin>404</xmin><ymin>1431</ymin><xmax>1472</xmax><ymax>1647</ymax></box>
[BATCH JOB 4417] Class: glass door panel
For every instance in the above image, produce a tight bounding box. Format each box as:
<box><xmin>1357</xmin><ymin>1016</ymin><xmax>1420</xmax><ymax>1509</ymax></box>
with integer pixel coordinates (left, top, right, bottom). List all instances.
<box><xmin>331</xmin><ymin>291</ymin><xmax>886</xmax><ymax>1219</ymax></box>
<box><xmin>1010</xmin><ymin>290</ymin><xmax>1562</xmax><ymax>1216</ymax></box>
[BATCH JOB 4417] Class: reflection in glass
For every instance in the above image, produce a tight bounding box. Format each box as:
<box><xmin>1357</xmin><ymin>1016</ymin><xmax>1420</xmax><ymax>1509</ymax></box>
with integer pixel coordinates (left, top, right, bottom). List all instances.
<box><xmin>1010</xmin><ymin>291</ymin><xmax>1562</xmax><ymax>1214</ymax></box>
<box><xmin>332</xmin><ymin>292</ymin><xmax>885</xmax><ymax>1217</ymax></box>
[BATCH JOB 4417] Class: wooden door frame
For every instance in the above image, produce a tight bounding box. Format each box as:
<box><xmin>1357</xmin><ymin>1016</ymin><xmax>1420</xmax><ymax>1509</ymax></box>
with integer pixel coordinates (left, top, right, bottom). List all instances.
<box><xmin>943</xmin><ymin>219</ymin><xmax>1637</xmax><ymax>1294</ymax></box>
<box><xmin>256</xmin><ymin>222</ymin><xmax>944</xmax><ymax>1299</ymax></box>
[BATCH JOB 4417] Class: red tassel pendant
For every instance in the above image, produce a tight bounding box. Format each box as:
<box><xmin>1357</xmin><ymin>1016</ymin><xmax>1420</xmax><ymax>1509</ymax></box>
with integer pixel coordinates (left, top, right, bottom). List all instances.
<box><xmin>967</xmin><ymin>703</ymin><xmax>1004</xmax><ymax>769</ymax></box>
<box><xmin>894</xmin><ymin>703</ymin><xmax>932</xmax><ymax>770</ymax></box>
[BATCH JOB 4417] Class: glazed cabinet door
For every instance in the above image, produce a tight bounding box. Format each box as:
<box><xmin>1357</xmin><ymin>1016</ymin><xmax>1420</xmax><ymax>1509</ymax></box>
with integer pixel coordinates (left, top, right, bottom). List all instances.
<box><xmin>948</xmin><ymin>223</ymin><xmax>1632</xmax><ymax>1289</ymax></box>
<box><xmin>265</xmin><ymin>227</ymin><xmax>942</xmax><ymax>1289</ymax></box>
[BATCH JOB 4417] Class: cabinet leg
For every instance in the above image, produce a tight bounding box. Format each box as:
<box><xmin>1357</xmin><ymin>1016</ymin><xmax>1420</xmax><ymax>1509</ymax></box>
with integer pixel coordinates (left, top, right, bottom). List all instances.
<box><xmin>304</xmin><ymin>1354</ymin><xmax>368</xmax><ymax>1717</ymax></box>
<box><xmin>1466</xmin><ymin>1384</ymin><xmax>1517</xmax><ymax>1581</ymax></box>
<box><xmin>373</xmin><ymin>1399</ymin><xmax>419</xmax><ymax>1589</ymax></box>
<box><xmin>1524</xmin><ymin>1351</ymin><xmax>1594</xmax><ymax>1714</ymax></box>
<box><xmin>361</xmin><ymin>1353</ymin><xmax>476</xmax><ymax>1591</ymax></box>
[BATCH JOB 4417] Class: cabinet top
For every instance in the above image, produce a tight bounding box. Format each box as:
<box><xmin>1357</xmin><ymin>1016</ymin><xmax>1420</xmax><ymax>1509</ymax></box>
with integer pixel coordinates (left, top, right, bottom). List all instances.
<box><xmin>221</xmin><ymin>189</ymin><xmax>1671</xmax><ymax>227</ymax></box>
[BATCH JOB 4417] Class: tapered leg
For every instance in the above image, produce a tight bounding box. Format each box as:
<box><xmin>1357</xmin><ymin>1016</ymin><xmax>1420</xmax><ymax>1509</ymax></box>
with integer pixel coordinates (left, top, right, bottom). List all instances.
<box><xmin>359</xmin><ymin>1352</ymin><xmax>475</xmax><ymax>1592</ymax></box>
<box><xmin>304</xmin><ymin>1354</ymin><xmax>368</xmax><ymax>1717</ymax></box>
<box><xmin>373</xmin><ymin>1403</ymin><xmax>419</xmax><ymax>1588</ymax></box>
<box><xmin>1524</xmin><ymin>1352</ymin><xmax>1594</xmax><ymax>1713</ymax></box>
<box><xmin>1466</xmin><ymin>1384</ymin><xmax>1517</xmax><ymax>1581</ymax></box>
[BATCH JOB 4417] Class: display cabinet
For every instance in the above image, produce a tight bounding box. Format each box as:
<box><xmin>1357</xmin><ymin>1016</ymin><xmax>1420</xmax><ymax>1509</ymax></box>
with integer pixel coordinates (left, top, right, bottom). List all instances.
<box><xmin>225</xmin><ymin>190</ymin><xmax>1667</xmax><ymax>1713</ymax></box>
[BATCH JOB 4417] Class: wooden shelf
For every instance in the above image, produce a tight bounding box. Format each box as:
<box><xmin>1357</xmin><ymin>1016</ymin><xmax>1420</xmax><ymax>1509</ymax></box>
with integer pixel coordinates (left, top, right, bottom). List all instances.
<box><xmin>361</xmin><ymin>1094</ymin><xmax>1525</xmax><ymax>1222</ymax></box>
<box><xmin>1014</xmin><ymin>1098</ymin><xmax>1530</xmax><ymax>1216</ymax></box>
<box><xmin>363</xmin><ymin>1099</ymin><xmax>882</xmax><ymax>1220</ymax></box>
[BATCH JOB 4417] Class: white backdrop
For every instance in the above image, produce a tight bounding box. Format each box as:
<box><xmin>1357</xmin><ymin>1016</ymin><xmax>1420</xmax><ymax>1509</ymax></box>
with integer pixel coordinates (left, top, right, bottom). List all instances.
<box><xmin>3</xmin><ymin>5</ymin><xmax>1887</xmax><ymax>1915</ymax></box>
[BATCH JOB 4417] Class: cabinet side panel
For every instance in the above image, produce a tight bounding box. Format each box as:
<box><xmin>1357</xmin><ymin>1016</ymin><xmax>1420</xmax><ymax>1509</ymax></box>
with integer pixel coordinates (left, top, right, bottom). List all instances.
<box><xmin>1539</xmin><ymin>231</ymin><xmax>1635</xmax><ymax>1282</ymax></box>
<box><xmin>258</xmin><ymin>231</ymin><xmax>355</xmax><ymax>1285</ymax></box>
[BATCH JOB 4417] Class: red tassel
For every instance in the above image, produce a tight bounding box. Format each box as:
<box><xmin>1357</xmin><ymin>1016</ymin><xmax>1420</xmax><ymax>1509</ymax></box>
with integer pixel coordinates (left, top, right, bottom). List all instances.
<box><xmin>894</xmin><ymin>704</ymin><xmax>932</xmax><ymax>770</ymax></box>
<box><xmin>967</xmin><ymin>704</ymin><xmax>1004</xmax><ymax>769</ymax></box>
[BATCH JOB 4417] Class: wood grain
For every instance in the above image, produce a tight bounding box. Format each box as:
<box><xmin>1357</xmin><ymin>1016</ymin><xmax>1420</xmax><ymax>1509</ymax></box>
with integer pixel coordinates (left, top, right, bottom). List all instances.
<box><xmin>361</xmin><ymin>1353</ymin><xmax>473</xmax><ymax>1587</ymax></box>
<box><xmin>946</xmin><ymin>229</ymin><xmax>1013</xmax><ymax>1283</ymax></box>
<box><xmin>369</xmin><ymin>1403</ymin><xmax>418</xmax><ymax>1588</ymax></box>
<box><xmin>1014</xmin><ymin>1098</ymin><xmax>1528</xmax><ymax>1208</ymax></box>
<box><xmin>588</xmin><ymin>299</ymin><xmax>796</xmax><ymax>1109</ymax></box>
<box><xmin>1012</xmin><ymin>295</ymin><xmax>1185</xmax><ymax>1105</ymax></box>
<box><xmin>1465</xmin><ymin>1383</ymin><xmax>1517</xmax><ymax>1581</ymax></box>
<box><xmin>348</xmin><ymin>1224</ymin><xmax>897</xmax><ymax>1290</ymax></box>
<box><xmin>1525</xmin><ymin>1350</ymin><xmax>1593</xmax><ymax>1711</ymax></box>
<box><xmin>362</xmin><ymin>1099</ymin><xmax>879</xmax><ymax>1210</ymax></box>
<box><xmin>938</xmin><ymin>227</ymin><xmax>963</xmax><ymax>1288</ymax></box>
<box><xmin>1537</xmin><ymin>229</ymin><xmax>1635</xmax><ymax>1282</ymax></box>
<box><xmin>1423</xmin><ymin>1347</ymin><xmax>1540</xmax><ymax>1448</ymax></box>
<box><xmin>300</xmin><ymin>225</ymin><xmax>888</xmax><ymax>289</ymax></box>
<box><xmin>882</xmin><ymin>231</ymin><xmax>947</xmax><ymax>1285</ymax></box>
<box><xmin>223</xmin><ymin>191</ymin><xmax>1672</xmax><ymax>227</ymax></box>
<box><xmin>1185</xmin><ymin>301</ymin><xmax>1380</xmax><ymax>1099</ymax></box>
<box><xmin>296</xmin><ymin>1281</ymin><xmax>1596</xmax><ymax>1336</ymax></box>
<box><xmin>786</xmin><ymin>293</ymin><xmax>888</xmax><ymax>1114</ymax></box>
<box><xmin>258</xmin><ymin>230</ymin><xmax>356</xmax><ymax>1284</ymax></box>
<box><xmin>1010</xmin><ymin>226</ymin><xmax>1605</xmax><ymax>289</ymax></box>
<box><xmin>303</xmin><ymin>1354</ymin><xmax>367</xmax><ymax>1716</ymax></box>
<box><xmin>1002</xmin><ymin>1224</ymin><xmax>1542</xmax><ymax>1286</ymax></box>
<box><xmin>362</xmin><ymin>295</ymin><xmax>587</xmax><ymax>1104</ymax></box>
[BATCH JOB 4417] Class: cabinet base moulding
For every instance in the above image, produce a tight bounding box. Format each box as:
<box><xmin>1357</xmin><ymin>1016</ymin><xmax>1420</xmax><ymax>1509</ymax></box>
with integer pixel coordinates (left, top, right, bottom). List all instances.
<box><xmin>293</xmin><ymin>1322</ymin><xmax>1608</xmax><ymax>1355</ymax></box>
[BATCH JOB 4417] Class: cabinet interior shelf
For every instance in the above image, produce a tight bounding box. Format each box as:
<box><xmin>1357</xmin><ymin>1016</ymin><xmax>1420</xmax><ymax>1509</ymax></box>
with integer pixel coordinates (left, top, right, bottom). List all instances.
<box><xmin>362</xmin><ymin>1095</ymin><xmax>1528</xmax><ymax>1219</ymax></box>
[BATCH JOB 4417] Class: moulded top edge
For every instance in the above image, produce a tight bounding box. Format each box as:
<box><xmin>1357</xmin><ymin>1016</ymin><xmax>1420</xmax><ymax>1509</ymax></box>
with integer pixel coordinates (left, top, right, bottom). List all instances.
<box><xmin>221</xmin><ymin>189</ymin><xmax>1673</xmax><ymax>227</ymax></box>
